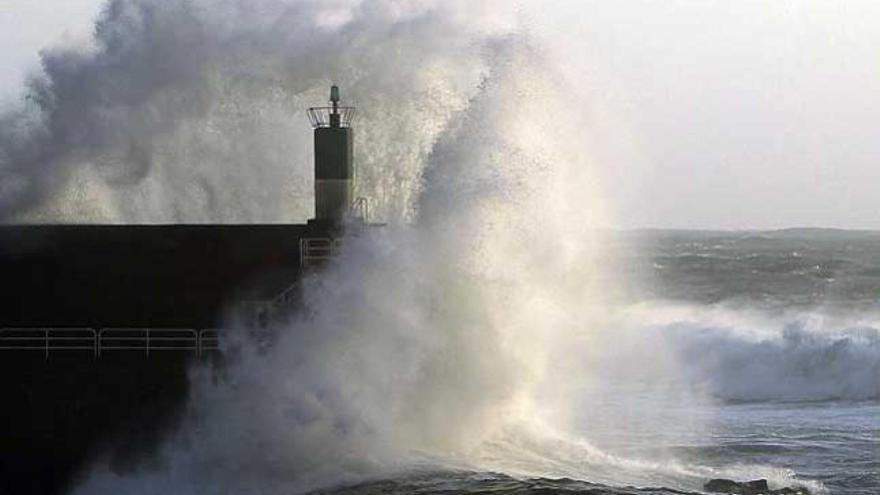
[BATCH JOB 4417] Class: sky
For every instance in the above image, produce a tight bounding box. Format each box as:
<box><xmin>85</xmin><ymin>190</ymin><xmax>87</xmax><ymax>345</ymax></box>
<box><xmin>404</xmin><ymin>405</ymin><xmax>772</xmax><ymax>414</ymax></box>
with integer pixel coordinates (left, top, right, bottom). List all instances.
<box><xmin>1</xmin><ymin>0</ymin><xmax>879</xmax><ymax>229</ymax></box>
<box><xmin>0</xmin><ymin>0</ymin><xmax>100</xmax><ymax>102</ymax></box>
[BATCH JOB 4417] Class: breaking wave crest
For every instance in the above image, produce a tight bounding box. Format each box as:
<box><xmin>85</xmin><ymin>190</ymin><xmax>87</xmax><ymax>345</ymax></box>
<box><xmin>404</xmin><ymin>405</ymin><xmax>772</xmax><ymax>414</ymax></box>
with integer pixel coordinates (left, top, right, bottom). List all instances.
<box><xmin>603</xmin><ymin>304</ymin><xmax>880</xmax><ymax>402</ymax></box>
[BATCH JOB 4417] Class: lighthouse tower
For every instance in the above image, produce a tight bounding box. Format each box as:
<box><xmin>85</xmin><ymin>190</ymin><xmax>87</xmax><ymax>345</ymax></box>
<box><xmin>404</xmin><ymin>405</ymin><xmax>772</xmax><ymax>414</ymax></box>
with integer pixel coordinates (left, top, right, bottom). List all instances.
<box><xmin>300</xmin><ymin>85</ymin><xmax>359</xmax><ymax>269</ymax></box>
<box><xmin>307</xmin><ymin>85</ymin><xmax>356</xmax><ymax>225</ymax></box>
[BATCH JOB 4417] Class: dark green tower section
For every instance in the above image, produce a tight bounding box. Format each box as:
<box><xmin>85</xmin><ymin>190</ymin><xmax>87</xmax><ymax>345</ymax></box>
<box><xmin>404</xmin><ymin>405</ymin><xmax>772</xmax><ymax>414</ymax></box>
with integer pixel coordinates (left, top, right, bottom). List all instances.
<box><xmin>308</xmin><ymin>85</ymin><xmax>355</xmax><ymax>224</ymax></box>
<box><xmin>314</xmin><ymin>126</ymin><xmax>353</xmax><ymax>220</ymax></box>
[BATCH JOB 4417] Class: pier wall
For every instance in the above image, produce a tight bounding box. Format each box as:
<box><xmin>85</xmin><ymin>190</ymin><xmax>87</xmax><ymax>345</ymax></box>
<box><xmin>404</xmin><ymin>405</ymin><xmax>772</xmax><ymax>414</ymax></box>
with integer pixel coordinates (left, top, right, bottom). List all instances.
<box><xmin>0</xmin><ymin>224</ymin><xmax>310</xmax><ymax>494</ymax></box>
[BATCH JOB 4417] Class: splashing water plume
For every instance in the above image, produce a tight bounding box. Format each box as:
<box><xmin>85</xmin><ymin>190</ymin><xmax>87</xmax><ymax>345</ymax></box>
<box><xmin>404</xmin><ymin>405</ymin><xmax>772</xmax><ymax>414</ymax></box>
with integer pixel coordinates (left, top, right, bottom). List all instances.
<box><xmin>1</xmin><ymin>0</ymin><xmax>521</xmax><ymax>223</ymax></box>
<box><xmin>41</xmin><ymin>0</ymin><xmax>621</xmax><ymax>492</ymax></box>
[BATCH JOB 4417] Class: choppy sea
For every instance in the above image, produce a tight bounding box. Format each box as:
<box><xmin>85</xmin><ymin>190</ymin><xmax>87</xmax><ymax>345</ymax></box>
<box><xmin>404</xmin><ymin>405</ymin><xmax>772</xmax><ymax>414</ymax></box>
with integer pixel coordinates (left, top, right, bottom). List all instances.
<box><xmin>317</xmin><ymin>229</ymin><xmax>879</xmax><ymax>495</ymax></box>
<box><xmin>72</xmin><ymin>229</ymin><xmax>877</xmax><ymax>495</ymax></box>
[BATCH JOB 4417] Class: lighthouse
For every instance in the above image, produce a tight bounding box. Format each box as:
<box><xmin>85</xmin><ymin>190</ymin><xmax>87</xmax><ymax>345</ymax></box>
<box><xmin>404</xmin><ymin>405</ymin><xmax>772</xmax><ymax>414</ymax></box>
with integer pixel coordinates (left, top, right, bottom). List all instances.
<box><xmin>307</xmin><ymin>85</ymin><xmax>356</xmax><ymax>225</ymax></box>
<box><xmin>300</xmin><ymin>85</ymin><xmax>361</xmax><ymax>269</ymax></box>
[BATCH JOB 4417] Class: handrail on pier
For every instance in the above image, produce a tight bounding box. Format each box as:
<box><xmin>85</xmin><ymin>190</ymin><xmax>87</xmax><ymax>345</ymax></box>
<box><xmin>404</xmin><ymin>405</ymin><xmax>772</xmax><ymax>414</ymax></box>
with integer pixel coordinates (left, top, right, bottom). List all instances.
<box><xmin>300</xmin><ymin>237</ymin><xmax>343</xmax><ymax>268</ymax></box>
<box><xmin>0</xmin><ymin>328</ymin><xmax>97</xmax><ymax>358</ymax></box>
<box><xmin>0</xmin><ymin>328</ymin><xmax>222</xmax><ymax>358</ymax></box>
<box><xmin>97</xmin><ymin>328</ymin><xmax>198</xmax><ymax>356</ymax></box>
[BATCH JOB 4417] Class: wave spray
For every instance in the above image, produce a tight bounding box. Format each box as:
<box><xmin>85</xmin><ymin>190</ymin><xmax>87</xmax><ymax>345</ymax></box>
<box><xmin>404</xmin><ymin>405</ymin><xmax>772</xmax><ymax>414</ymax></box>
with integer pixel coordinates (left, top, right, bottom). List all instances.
<box><xmin>47</xmin><ymin>1</ymin><xmax>621</xmax><ymax>493</ymax></box>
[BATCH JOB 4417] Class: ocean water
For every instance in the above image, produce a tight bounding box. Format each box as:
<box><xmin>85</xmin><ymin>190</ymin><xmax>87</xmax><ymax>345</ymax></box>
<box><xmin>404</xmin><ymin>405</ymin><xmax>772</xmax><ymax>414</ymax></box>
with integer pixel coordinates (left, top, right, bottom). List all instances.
<box><xmin>314</xmin><ymin>230</ymin><xmax>879</xmax><ymax>495</ymax></box>
<box><xmin>601</xmin><ymin>230</ymin><xmax>879</xmax><ymax>495</ymax></box>
<box><xmin>73</xmin><ymin>229</ymin><xmax>878</xmax><ymax>495</ymax></box>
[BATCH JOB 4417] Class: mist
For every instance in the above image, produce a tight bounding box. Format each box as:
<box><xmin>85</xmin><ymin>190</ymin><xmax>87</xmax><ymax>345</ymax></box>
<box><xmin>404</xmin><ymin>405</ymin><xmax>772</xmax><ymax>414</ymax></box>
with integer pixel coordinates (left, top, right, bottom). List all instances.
<box><xmin>65</xmin><ymin>2</ymin><xmax>621</xmax><ymax>493</ymax></box>
<box><xmin>0</xmin><ymin>0</ymin><xmax>519</xmax><ymax>224</ymax></box>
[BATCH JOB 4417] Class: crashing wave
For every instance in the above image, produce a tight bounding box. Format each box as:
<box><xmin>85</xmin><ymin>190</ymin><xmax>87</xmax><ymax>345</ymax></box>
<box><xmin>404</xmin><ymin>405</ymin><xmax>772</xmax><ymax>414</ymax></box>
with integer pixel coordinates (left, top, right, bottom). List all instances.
<box><xmin>602</xmin><ymin>304</ymin><xmax>880</xmax><ymax>402</ymax></box>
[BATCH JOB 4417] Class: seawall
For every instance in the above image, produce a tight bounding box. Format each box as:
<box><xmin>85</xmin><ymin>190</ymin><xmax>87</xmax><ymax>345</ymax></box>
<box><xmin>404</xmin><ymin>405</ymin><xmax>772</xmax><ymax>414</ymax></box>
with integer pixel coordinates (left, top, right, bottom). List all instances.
<box><xmin>0</xmin><ymin>224</ymin><xmax>313</xmax><ymax>494</ymax></box>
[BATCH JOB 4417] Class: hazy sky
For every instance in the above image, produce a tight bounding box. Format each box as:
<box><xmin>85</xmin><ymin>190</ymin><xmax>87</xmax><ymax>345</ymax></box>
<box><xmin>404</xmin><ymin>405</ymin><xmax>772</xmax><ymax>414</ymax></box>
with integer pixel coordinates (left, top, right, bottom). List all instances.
<box><xmin>539</xmin><ymin>1</ymin><xmax>880</xmax><ymax>230</ymax></box>
<box><xmin>1</xmin><ymin>0</ymin><xmax>878</xmax><ymax>229</ymax></box>
<box><xmin>0</xmin><ymin>0</ymin><xmax>100</xmax><ymax>102</ymax></box>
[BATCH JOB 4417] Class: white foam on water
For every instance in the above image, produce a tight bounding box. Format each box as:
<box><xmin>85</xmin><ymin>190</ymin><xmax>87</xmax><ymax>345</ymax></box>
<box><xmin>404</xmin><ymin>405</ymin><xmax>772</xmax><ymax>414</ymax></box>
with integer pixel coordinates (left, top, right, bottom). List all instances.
<box><xmin>603</xmin><ymin>303</ymin><xmax>880</xmax><ymax>402</ymax></box>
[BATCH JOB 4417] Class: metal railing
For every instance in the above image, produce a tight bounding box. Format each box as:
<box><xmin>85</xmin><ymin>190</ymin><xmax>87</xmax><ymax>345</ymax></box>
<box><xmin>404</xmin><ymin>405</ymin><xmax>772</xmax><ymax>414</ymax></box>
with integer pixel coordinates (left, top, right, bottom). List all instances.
<box><xmin>351</xmin><ymin>196</ymin><xmax>370</xmax><ymax>223</ymax></box>
<box><xmin>307</xmin><ymin>106</ymin><xmax>356</xmax><ymax>128</ymax></box>
<box><xmin>300</xmin><ymin>237</ymin><xmax>343</xmax><ymax>268</ymax></box>
<box><xmin>199</xmin><ymin>329</ymin><xmax>221</xmax><ymax>353</ymax></box>
<box><xmin>98</xmin><ymin>328</ymin><xmax>198</xmax><ymax>356</ymax></box>
<box><xmin>271</xmin><ymin>283</ymin><xmax>300</xmax><ymax>307</ymax></box>
<box><xmin>0</xmin><ymin>328</ymin><xmax>97</xmax><ymax>358</ymax></box>
<box><xmin>0</xmin><ymin>328</ymin><xmax>221</xmax><ymax>358</ymax></box>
